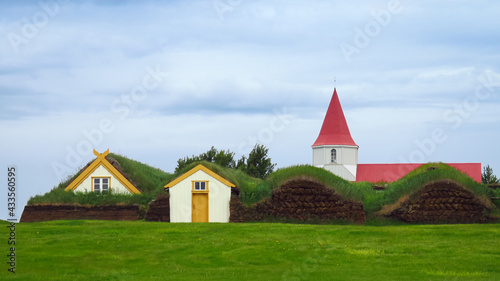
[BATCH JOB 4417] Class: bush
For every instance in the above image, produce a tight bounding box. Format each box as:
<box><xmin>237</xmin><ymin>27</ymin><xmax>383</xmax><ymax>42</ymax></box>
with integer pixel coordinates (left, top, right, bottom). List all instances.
<box><xmin>28</xmin><ymin>188</ymin><xmax>154</xmax><ymax>206</ymax></box>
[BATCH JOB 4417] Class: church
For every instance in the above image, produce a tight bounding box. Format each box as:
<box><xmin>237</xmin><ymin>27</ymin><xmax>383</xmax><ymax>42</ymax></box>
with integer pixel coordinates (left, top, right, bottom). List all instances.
<box><xmin>312</xmin><ymin>88</ymin><xmax>481</xmax><ymax>183</ymax></box>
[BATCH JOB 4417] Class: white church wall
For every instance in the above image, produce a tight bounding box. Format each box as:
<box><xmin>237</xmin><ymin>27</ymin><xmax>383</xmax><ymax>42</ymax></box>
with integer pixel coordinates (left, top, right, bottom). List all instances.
<box><xmin>340</xmin><ymin>147</ymin><xmax>358</xmax><ymax>165</ymax></box>
<box><xmin>322</xmin><ymin>164</ymin><xmax>356</xmax><ymax>181</ymax></box>
<box><xmin>312</xmin><ymin>145</ymin><xmax>358</xmax><ymax>181</ymax></box>
<box><xmin>312</xmin><ymin>146</ymin><xmax>358</xmax><ymax>165</ymax></box>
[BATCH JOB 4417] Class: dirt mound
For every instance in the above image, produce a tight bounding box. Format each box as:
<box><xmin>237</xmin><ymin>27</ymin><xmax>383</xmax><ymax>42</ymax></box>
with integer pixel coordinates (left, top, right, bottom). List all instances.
<box><xmin>20</xmin><ymin>204</ymin><xmax>140</xmax><ymax>222</ymax></box>
<box><xmin>145</xmin><ymin>194</ymin><xmax>170</xmax><ymax>222</ymax></box>
<box><xmin>384</xmin><ymin>180</ymin><xmax>493</xmax><ymax>223</ymax></box>
<box><xmin>231</xmin><ymin>177</ymin><xmax>365</xmax><ymax>223</ymax></box>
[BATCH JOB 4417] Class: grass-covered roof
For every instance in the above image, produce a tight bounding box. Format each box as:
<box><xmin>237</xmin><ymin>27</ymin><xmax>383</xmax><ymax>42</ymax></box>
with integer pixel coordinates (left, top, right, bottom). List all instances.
<box><xmin>28</xmin><ymin>153</ymin><xmax>173</xmax><ymax>206</ymax></box>
<box><xmin>362</xmin><ymin>163</ymin><xmax>495</xmax><ymax>214</ymax></box>
<box><xmin>29</xmin><ymin>154</ymin><xmax>496</xmax><ymax>219</ymax></box>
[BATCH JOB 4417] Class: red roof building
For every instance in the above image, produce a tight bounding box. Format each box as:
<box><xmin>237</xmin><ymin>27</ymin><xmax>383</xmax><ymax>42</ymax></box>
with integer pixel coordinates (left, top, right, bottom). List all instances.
<box><xmin>313</xmin><ymin>88</ymin><xmax>357</xmax><ymax>147</ymax></box>
<box><xmin>312</xmin><ymin>87</ymin><xmax>482</xmax><ymax>183</ymax></box>
<box><xmin>312</xmin><ymin>88</ymin><xmax>359</xmax><ymax>181</ymax></box>
<box><xmin>356</xmin><ymin>163</ymin><xmax>482</xmax><ymax>183</ymax></box>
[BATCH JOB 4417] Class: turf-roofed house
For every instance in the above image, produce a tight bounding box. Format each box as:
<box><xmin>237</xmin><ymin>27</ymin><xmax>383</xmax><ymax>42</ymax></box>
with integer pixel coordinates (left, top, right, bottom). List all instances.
<box><xmin>164</xmin><ymin>164</ymin><xmax>236</xmax><ymax>223</ymax></box>
<box><xmin>312</xmin><ymin>87</ymin><xmax>482</xmax><ymax>182</ymax></box>
<box><xmin>20</xmin><ymin>150</ymin><xmax>170</xmax><ymax>222</ymax></box>
<box><xmin>65</xmin><ymin>149</ymin><xmax>141</xmax><ymax>194</ymax></box>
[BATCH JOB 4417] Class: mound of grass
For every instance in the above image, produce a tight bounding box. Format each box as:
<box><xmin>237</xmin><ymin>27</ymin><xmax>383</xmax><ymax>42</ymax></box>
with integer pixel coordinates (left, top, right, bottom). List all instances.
<box><xmin>250</xmin><ymin>165</ymin><xmax>365</xmax><ymax>204</ymax></box>
<box><xmin>172</xmin><ymin>163</ymin><xmax>366</xmax><ymax>205</ymax></box>
<box><xmin>364</xmin><ymin>163</ymin><xmax>494</xmax><ymax>214</ymax></box>
<box><xmin>108</xmin><ymin>153</ymin><xmax>173</xmax><ymax>195</ymax></box>
<box><xmin>28</xmin><ymin>188</ymin><xmax>154</xmax><ymax>206</ymax></box>
<box><xmin>28</xmin><ymin>153</ymin><xmax>173</xmax><ymax>206</ymax></box>
<box><xmin>31</xmin><ymin>155</ymin><xmax>496</xmax><ymax>220</ymax></box>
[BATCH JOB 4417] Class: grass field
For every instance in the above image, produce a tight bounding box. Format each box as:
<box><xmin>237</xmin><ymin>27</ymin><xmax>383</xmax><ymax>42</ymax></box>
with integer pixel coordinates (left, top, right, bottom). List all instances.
<box><xmin>3</xmin><ymin>220</ymin><xmax>499</xmax><ymax>280</ymax></box>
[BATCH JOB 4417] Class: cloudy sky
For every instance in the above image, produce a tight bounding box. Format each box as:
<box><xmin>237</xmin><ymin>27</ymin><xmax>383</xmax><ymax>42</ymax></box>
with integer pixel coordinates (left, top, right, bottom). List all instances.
<box><xmin>1</xmin><ymin>0</ymin><xmax>499</xmax><ymax>221</ymax></box>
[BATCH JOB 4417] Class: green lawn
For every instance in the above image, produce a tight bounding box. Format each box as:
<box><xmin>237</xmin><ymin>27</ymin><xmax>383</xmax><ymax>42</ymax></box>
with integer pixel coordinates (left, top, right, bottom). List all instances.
<box><xmin>4</xmin><ymin>220</ymin><xmax>499</xmax><ymax>280</ymax></box>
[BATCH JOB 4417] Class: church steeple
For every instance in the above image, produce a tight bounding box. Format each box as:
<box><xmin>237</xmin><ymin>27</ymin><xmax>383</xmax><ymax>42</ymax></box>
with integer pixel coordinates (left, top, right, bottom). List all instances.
<box><xmin>312</xmin><ymin>87</ymin><xmax>358</xmax><ymax>181</ymax></box>
<box><xmin>312</xmin><ymin>88</ymin><xmax>357</xmax><ymax>147</ymax></box>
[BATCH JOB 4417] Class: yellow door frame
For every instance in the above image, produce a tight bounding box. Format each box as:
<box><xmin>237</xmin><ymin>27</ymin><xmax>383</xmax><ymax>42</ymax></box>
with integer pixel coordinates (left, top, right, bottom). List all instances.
<box><xmin>191</xmin><ymin>181</ymin><xmax>209</xmax><ymax>222</ymax></box>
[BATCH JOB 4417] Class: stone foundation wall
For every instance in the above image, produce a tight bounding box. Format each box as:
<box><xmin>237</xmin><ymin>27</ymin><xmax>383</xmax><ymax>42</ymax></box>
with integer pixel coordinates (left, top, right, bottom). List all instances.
<box><xmin>20</xmin><ymin>204</ymin><xmax>140</xmax><ymax>222</ymax></box>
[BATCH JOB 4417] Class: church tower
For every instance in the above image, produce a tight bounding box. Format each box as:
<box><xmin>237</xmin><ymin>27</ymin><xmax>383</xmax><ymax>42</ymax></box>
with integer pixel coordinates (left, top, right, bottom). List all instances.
<box><xmin>312</xmin><ymin>88</ymin><xmax>358</xmax><ymax>181</ymax></box>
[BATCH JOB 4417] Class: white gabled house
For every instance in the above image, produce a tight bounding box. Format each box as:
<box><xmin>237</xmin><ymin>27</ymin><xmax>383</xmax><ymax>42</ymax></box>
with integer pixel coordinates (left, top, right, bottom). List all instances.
<box><xmin>65</xmin><ymin>149</ymin><xmax>141</xmax><ymax>194</ymax></box>
<box><xmin>164</xmin><ymin>164</ymin><xmax>235</xmax><ymax>223</ymax></box>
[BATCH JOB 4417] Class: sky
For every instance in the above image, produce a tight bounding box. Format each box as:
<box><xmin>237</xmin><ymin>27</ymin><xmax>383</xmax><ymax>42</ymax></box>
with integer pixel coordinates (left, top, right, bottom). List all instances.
<box><xmin>1</xmin><ymin>0</ymin><xmax>499</xmax><ymax>221</ymax></box>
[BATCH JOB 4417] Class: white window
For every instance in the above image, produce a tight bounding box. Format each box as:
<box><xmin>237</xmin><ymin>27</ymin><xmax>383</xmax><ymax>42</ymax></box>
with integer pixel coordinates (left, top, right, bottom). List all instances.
<box><xmin>193</xmin><ymin>181</ymin><xmax>207</xmax><ymax>191</ymax></box>
<box><xmin>93</xmin><ymin>178</ymin><xmax>109</xmax><ymax>193</ymax></box>
<box><xmin>331</xmin><ymin>149</ymin><xmax>337</xmax><ymax>163</ymax></box>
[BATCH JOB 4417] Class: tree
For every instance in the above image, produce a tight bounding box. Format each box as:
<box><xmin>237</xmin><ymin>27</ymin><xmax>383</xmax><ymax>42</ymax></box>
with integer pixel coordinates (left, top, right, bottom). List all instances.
<box><xmin>244</xmin><ymin>144</ymin><xmax>276</xmax><ymax>179</ymax></box>
<box><xmin>482</xmin><ymin>165</ymin><xmax>499</xmax><ymax>184</ymax></box>
<box><xmin>236</xmin><ymin>155</ymin><xmax>247</xmax><ymax>171</ymax></box>
<box><xmin>175</xmin><ymin>146</ymin><xmax>235</xmax><ymax>173</ymax></box>
<box><xmin>174</xmin><ymin>144</ymin><xmax>276</xmax><ymax>179</ymax></box>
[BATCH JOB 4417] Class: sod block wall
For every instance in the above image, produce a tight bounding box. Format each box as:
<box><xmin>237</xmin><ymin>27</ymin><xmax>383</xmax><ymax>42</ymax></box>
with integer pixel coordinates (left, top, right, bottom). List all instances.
<box><xmin>231</xmin><ymin>178</ymin><xmax>365</xmax><ymax>223</ymax></box>
<box><xmin>20</xmin><ymin>204</ymin><xmax>140</xmax><ymax>222</ymax></box>
<box><xmin>387</xmin><ymin>180</ymin><xmax>493</xmax><ymax>223</ymax></box>
<box><xmin>145</xmin><ymin>194</ymin><xmax>170</xmax><ymax>222</ymax></box>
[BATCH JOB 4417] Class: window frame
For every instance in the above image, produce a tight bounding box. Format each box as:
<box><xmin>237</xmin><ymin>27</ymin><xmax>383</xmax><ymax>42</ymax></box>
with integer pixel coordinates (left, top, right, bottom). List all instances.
<box><xmin>331</xmin><ymin>149</ymin><xmax>337</xmax><ymax>163</ymax></box>
<box><xmin>192</xmin><ymin>180</ymin><xmax>209</xmax><ymax>193</ymax></box>
<box><xmin>92</xmin><ymin>177</ymin><xmax>111</xmax><ymax>193</ymax></box>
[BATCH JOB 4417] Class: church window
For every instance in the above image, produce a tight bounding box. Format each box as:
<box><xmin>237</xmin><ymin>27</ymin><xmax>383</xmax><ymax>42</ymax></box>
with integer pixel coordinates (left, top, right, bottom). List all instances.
<box><xmin>331</xmin><ymin>149</ymin><xmax>337</xmax><ymax>163</ymax></box>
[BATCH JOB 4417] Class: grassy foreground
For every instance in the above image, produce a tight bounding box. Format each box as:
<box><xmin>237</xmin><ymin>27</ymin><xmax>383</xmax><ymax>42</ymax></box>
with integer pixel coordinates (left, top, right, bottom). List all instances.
<box><xmin>3</xmin><ymin>221</ymin><xmax>499</xmax><ymax>280</ymax></box>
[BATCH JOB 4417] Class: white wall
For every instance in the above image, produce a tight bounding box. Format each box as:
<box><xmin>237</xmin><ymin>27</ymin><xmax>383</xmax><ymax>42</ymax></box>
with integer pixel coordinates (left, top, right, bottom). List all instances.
<box><xmin>312</xmin><ymin>145</ymin><xmax>358</xmax><ymax>181</ymax></box>
<box><xmin>169</xmin><ymin>170</ymin><xmax>231</xmax><ymax>223</ymax></box>
<box><xmin>313</xmin><ymin>145</ymin><xmax>358</xmax><ymax>166</ymax></box>
<box><xmin>322</xmin><ymin>164</ymin><xmax>357</xmax><ymax>181</ymax></box>
<box><xmin>73</xmin><ymin>165</ymin><xmax>131</xmax><ymax>194</ymax></box>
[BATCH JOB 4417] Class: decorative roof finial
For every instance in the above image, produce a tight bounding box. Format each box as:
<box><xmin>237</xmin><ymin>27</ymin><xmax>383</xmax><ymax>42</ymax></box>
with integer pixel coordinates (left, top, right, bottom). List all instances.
<box><xmin>334</xmin><ymin>76</ymin><xmax>336</xmax><ymax>88</ymax></box>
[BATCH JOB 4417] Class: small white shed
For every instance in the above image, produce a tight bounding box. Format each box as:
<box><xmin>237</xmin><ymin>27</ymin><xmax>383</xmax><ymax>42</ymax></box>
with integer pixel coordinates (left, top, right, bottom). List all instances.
<box><xmin>65</xmin><ymin>149</ymin><xmax>141</xmax><ymax>194</ymax></box>
<box><xmin>164</xmin><ymin>164</ymin><xmax>235</xmax><ymax>223</ymax></box>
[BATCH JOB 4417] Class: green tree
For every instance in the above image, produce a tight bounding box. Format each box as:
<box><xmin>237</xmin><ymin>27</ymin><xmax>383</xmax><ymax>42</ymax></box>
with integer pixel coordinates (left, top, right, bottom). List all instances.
<box><xmin>236</xmin><ymin>155</ymin><xmax>247</xmax><ymax>171</ymax></box>
<box><xmin>175</xmin><ymin>146</ymin><xmax>235</xmax><ymax>173</ymax></box>
<box><xmin>175</xmin><ymin>144</ymin><xmax>276</xmax><ymax>179</ymax></box>
<box><xmin>482</xmin><ymin>164</ymin><xmax>499</xmax><ymax>184</ymax></box>
<box><xmin>214</xmin><ymin>149</ymin><xmax>236</xmax><ymax>169</ymax></box>
<box><xmin>244</xmin><ymin>144</ymin><xmax>276</xmax><ymax>179</ymax></box>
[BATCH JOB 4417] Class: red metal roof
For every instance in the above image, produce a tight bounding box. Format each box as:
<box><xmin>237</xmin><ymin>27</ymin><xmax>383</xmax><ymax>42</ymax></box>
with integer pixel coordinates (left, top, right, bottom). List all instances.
<box><xmin>313</xmin><ymin>88</ymin><xmax>357</xmax><ymax>147</ymax></box>
<box><xmin>356</xmin><ymin>163</ymin><xmax>482</xmax><ymax>183</ymax></box>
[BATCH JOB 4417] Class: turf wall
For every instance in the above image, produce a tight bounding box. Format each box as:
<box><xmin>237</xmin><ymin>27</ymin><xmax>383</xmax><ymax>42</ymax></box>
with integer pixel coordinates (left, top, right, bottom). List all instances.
<box><xmin>20</xmin><ymin>204</ymin><xmax>141</xmax><ymax>222</ymax></box>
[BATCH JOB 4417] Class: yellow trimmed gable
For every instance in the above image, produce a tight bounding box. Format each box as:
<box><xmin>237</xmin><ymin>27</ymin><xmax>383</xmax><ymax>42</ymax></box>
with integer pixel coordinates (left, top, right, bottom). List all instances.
<box><xmin>65</xmin><ymin>149</ymin><xmax>141</xmax><ymax>194</ymax></box>
<box><xmin>165</xmin><ymin>164</ymin><xmax>235</xmax><ymax>188</ymax></box>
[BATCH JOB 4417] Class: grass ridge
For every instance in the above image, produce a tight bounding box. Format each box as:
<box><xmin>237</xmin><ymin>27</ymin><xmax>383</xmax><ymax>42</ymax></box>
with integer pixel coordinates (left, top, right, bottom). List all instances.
<box><xmin>28</xmin><ymin>156</ymin><xmax>496</xmax><ymax>219</ymax></box>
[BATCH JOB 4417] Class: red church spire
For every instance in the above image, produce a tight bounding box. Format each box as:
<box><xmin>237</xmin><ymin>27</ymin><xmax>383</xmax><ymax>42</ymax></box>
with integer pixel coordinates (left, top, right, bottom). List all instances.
<box><xmin>312</xmin><ymin>88</ymin><xmax>357</xmax><ymax>147</ymax></box>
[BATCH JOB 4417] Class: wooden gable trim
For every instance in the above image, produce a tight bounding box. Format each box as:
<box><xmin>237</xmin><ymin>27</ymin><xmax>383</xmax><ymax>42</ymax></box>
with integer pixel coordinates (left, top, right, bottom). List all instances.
<box><xmin>164</xmin><ymin>164</ymin><xmax>235</xmax><ymax>189</ymax></box>
<box><xmin>65</xmin><ymin>149</ymin><xmax>141</xmax><ymax>194</ymax></box>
